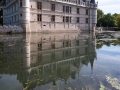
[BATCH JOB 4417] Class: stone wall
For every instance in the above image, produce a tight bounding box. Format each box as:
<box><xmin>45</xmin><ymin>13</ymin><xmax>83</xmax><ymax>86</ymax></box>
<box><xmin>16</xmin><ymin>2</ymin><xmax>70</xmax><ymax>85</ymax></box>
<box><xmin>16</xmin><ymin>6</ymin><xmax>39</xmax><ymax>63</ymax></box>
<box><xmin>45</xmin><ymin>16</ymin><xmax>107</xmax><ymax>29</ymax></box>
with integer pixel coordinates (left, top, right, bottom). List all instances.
<box><xmin>0</xmin><ymin>25</ymin><xmax>24</xmax><ymax>33</ymax></box>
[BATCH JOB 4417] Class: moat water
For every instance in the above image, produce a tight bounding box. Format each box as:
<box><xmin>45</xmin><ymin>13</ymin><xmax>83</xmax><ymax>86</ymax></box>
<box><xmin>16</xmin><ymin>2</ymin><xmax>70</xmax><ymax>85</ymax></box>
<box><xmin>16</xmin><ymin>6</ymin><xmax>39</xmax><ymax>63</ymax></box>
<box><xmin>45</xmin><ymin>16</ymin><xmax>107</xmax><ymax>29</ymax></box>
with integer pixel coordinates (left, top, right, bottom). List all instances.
<box><xmin>0</xmin><ymin>32</ymin><xmax>120</xmax><ymax>90</ymax></box>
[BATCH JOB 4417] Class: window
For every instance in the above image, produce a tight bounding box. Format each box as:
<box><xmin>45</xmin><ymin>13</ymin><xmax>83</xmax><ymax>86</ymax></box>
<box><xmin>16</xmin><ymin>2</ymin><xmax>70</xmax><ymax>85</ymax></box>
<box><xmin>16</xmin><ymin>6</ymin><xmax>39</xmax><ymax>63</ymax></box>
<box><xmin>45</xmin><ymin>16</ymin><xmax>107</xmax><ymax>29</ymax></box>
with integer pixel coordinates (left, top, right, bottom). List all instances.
<box><xmin>37</xmin><ymin>14</ymin><xmax>42</xmax><ymax>21</ymax></box>
<box><xmin>86</xmin><ymin>18</ymin><xmax>88</xmax><ymax>23</ymax></box>
<box><xmin>69</xmin><ymin>17</ymin><xmax>71</xmax><ymax>23</ymax></box>
<box><xmin>14</xmin><ymin>4</ymin><xmax>16</xmax><ymax>11</ymax></box>
<box><xmin>51</xmin><ymin>4</ymin><xmax>55</xmax><ymax>11</ymax></box>
<box><xmin>86</xmin><ymin>9</ymin><xmax>88</xmax><ymax>15</ymax></box>
<box><xmin>20</xmin><ymin>13</ymin><xmax>22</xmax><ymax>17</ymax></box>
<box><xmin>78</xmin><ymin>0</ymin><xmax>80</xmax><ymax>4</ymax></box>
<box><xmin>51</xmin><ymin>43</ymin><xmax>55</xmax><ymax>49</ymax></box>
<box><xmin>66</xmin><ymin>6</ymin><xmax>69</xmax><ymax>13</ymax></box>
<box><xmin>51</xmin><ymin>15</ymin><xmax>55</xmax><ymax>22</ymax></box>
<box><xmin>63</xmin><ymin>16</ymin><xmax>71</xmax><ymax>22</ymax></box>
<box><xmin>12</xmin><ymin>16</ymin><xmax>13</xmax><ymax>22</ymax></box>
<box><xmin>37</xmin><ymin>2</ymin><xmax>42</xmax><ymax>9</ymax></box>
<box><xmin>70</xmin><ymin>7</ymin><xmax>71</xmax><ymax>13</ymax></box>
<box><xmin>12</xmin><ymin>6</ymin><xmax>13</xmax><ymax>12</ymax></box>
<box><xmin>63</xmin><ymin>5</ymin><xmax>65</xmax><ymax>12</ymax></box>
<box><xmin>15</xmin><ymin>15</ymin><xmax>16</xmax><ymax>22</ymax></box>
<box><xmin>76</xmin><ymin>49</ymin><xmax>79</xmax><ymax>55</ymax></box>
<box><xmin>76</xmin><ymin>40</ymin><xmax>79</xmax><ymax>45</ymax></box>
<box><xmin>66</xmin><ymin>16</ymin><xmax>69</xmax><ymax>22</ymax></box>
<box><xmin>63</xmin><ymin>16</ymin><xmax>65</xmax><ymax>22</ymax></box>
<box><xmin>51</xmin><ymin>53</ymin><xmax>55</xmax><ymax>60</ymax></box>
<box><xmin>38</xmin><ymin>43</ymin><xmax>42</xmax><ymax>51</ymax></box>
<box><xmin>76</xmin><ymin>17</ymin><xmax>79</xmax><ymax>23</ymax></box>
<box><xmin>20</xmin><ymin>0</ymin><xmax>22</xmax><ymax>7</ymax></box>
<box><xmin>77</xmin><ymin>8</ymin><xmax>79</xmax><ymax>14</ymax></box>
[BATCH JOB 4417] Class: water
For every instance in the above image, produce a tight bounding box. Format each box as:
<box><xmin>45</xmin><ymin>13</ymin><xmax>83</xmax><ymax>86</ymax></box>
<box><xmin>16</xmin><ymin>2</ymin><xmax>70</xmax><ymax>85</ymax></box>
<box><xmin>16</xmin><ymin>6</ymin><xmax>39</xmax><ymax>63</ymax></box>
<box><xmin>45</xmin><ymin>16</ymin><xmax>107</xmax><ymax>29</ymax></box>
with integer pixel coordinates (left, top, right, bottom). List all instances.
<box><xmin>0</xmin><ymin>32</ymin><xmax>120</xmax><ymax>90</ymax></box>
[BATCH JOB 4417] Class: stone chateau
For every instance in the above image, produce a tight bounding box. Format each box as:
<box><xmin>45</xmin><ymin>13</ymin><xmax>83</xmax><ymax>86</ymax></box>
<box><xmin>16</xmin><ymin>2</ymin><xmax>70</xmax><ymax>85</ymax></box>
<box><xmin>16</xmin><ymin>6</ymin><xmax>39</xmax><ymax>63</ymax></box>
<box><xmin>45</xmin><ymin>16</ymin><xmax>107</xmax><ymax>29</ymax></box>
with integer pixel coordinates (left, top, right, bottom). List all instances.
<box><xmin>2</xmin><ymin>0</ymin><xmax>97</xmax><ymax>33</ymax></box>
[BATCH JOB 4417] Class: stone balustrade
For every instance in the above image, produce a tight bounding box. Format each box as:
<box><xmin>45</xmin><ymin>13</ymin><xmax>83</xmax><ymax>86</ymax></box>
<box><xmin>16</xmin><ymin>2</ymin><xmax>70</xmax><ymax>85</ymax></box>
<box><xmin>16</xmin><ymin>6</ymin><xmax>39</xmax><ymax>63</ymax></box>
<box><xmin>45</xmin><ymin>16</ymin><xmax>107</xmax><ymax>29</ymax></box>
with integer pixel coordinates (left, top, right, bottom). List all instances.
<box><xmin>48</xmin><ymin>0</ymin><xmax>98</xmax><ymax>8</ymax></box>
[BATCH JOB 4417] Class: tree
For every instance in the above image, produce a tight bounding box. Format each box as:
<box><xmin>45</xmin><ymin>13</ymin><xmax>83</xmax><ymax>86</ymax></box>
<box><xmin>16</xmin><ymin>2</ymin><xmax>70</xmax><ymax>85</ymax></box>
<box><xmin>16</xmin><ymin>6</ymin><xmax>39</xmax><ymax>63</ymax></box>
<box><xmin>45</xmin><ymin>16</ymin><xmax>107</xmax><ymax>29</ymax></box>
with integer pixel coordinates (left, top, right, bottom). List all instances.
<box><xmin>97</xmin><ymin>11</ymin><xmax>117</xmax><ymax>27</ymax></box>
<box><xmin>97</xmin><ymin>9</ymin><xmax>104</xmax><ymax>20</ymax></box>
<box><xmin>116</xmin><ymin>14</ymin><xmax>120</xmax><ymax>27</ymax></box>
<box><xmin>97</xmin><ymin>9</ymin><xmax>104</xmax><ymax>26</ymax></box>
<box><xmin>103</xmin><ymin>13</ymin><xmax>116</xmax><ymax>27</ymax></box>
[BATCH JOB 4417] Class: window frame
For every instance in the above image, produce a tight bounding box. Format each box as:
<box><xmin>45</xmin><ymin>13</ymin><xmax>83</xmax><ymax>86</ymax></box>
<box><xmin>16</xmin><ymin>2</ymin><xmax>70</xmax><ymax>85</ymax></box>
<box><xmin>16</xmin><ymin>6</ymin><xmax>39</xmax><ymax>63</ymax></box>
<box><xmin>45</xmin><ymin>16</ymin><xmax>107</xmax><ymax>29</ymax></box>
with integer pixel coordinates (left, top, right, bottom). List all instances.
<box><xmin>77</xmin><ymin>8</ymin><xmax>79</xmax><ymax>14</ymax></box>
<box><xmin>51</xmin><ymin>4</ymin><xmax>55</xmax><ymax>11</ymax></box>
<box><xmin>37</xmin><ymin>14</ymin><xmax>42</xmax><ymax>21</ymax></box>
<box><xmin>37</xmin><ymin>2</ymin><xmax>42</xmax><ymax>10</ymax></box>
<box><xmin>76</xmin><ymin>17</ymin><xmax>79</xmax><ymax>23</ymax></box>
<box><xmin>51</xmin><ymin>15</ymin><xmax>55</xmax><ymax>22</ymax></box>
<box><xmin>86</xmin><ymin>18</ymin><xmax>88</xmax><ymax>23</ymax></box>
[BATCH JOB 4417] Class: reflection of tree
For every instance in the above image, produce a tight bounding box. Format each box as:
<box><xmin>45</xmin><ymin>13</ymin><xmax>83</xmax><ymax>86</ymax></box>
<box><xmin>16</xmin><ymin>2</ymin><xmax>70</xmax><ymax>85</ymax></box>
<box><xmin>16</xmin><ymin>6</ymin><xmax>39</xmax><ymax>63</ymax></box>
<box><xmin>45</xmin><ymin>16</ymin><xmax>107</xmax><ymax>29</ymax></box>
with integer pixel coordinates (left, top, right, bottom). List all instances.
<box><xmin>96</xmin><ymin>33</ymin><xmax>120</xmax><ymax>49</ymax></box>
<box><xmin>96</xmin><ymin>39</ymin><xmax>120</xmax><ymax>49</ymax></box>
<box><xmin>96</xmin><ymin>43</ymin><xmax>103</xmax><ymax>49</ymax></box>
<box><xmin>105</xmin><ymin>41</ymin><xmax>111</xmax><ymax>47</ymax></box>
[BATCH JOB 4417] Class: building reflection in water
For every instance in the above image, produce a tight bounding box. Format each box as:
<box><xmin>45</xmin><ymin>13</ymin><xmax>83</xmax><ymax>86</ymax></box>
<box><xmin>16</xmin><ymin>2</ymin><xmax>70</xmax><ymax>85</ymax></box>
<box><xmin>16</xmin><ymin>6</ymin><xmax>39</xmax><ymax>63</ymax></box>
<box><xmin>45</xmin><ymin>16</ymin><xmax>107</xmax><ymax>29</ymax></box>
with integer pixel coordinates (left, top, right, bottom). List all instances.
<box><xmin>0</xmin><ymin>32</ymin><xmax>96</xmax><ymax>90</ymax></box>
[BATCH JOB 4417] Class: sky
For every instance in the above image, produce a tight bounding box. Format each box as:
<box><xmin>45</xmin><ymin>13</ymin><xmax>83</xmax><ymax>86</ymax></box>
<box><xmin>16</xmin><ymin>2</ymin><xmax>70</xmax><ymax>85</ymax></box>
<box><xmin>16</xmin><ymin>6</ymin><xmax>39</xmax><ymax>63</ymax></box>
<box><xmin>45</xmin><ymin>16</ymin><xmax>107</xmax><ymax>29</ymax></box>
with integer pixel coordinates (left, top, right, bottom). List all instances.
<box><xmin>97</xmin><ymin>0</ymin><xmax>120</xmax><ymax>14</ymax></box>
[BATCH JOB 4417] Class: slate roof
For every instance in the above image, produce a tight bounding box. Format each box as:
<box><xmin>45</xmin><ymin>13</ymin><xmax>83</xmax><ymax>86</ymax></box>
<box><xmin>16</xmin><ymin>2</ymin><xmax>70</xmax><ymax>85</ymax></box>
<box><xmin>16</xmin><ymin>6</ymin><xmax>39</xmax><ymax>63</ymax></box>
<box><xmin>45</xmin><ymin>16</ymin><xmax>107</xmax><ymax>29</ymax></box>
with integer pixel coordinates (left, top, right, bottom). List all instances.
<box><xmin>90</xmin><ymin>0</ymin><xmax>95</xmax><ymax>4</ymax></box>
<box><xmin>83</xmin><ymin>0</ymin><xmax>95</xmax><ymax>4</ymax></box>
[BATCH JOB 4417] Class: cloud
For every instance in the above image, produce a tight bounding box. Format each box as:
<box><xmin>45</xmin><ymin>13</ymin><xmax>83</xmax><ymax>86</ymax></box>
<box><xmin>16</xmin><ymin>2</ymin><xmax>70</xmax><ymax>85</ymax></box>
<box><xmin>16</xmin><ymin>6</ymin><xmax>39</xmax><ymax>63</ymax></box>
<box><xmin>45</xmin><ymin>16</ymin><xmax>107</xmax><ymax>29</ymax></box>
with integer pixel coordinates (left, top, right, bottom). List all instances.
<box><xmin>97</xmin><ymin>53</ymin><xmax>120</xmax><ymax>61</ymax></box>
<box><xmin>97</xmin><ymin>0</ymin><xmax>120</xmax><ymax>14</ymax></box>
<box><xmin>98</xmin><ymin>46</ymin><xmax>120</xmax><ymax>53</ymax></box>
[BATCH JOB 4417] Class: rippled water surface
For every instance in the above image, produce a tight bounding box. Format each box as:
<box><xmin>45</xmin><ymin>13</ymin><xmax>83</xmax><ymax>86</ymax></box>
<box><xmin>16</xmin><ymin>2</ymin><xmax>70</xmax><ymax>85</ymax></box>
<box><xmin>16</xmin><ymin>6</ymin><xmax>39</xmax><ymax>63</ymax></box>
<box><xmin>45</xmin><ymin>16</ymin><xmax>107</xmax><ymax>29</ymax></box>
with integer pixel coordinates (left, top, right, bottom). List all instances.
<box><xmin>0</xmin><ymin>32</ymin><xmax>120</xmax><ymax>90</ymax></box>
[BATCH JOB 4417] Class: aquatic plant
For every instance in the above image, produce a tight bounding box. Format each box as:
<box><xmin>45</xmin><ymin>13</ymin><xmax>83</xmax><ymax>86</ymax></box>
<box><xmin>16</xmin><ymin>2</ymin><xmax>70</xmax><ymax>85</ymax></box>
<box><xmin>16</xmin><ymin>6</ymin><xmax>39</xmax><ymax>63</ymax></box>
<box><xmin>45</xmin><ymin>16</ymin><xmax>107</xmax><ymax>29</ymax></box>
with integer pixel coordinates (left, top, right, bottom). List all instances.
<box><xmin>106</xmin><ymin>76</ymin><xmax>120</xmax><ymax>90</ymax></box>
<box><xmin>99</xmin><ymin>82</ymin><xmax>106</xmax><ymax>90</ymax></box>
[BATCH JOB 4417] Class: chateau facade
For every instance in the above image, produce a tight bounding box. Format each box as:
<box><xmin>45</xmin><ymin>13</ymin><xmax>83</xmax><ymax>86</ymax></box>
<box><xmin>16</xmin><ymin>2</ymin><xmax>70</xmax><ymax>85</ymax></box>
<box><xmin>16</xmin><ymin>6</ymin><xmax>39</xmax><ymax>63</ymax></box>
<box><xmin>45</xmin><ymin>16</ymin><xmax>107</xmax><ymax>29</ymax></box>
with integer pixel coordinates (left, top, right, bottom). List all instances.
<box><xmin>2</xmin><ymin>0</ymin><xmax>97</xmax><ymax>32</ymax></box>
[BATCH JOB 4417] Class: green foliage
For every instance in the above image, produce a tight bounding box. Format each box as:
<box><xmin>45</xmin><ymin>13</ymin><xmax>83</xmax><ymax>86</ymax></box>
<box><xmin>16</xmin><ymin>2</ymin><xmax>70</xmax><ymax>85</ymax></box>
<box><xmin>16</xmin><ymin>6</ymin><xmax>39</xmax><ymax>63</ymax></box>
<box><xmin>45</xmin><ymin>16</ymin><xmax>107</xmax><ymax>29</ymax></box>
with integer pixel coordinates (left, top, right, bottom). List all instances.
<box><xmin>97</xmin><ymin>9</ymin><xmax>104</xmax><ymax>21</ymax></box>
<box><xmin>97</xmin><ymin>9</ymin><xmax>104</xmax><ymax>26</ymax></box>
<box><xmin>104</xmin><ymin>13</ymin><xmax>117</xmax><ymax>27</ymax></box>
<box><xmin>97</xmin><ymin>9</ymin><xmax>119</xmax><ymax>27</ymax></box>
<box><xmin>116</xmin><ymin>14</ymin><xmax>120</xmax><ymax>27</ymax></box>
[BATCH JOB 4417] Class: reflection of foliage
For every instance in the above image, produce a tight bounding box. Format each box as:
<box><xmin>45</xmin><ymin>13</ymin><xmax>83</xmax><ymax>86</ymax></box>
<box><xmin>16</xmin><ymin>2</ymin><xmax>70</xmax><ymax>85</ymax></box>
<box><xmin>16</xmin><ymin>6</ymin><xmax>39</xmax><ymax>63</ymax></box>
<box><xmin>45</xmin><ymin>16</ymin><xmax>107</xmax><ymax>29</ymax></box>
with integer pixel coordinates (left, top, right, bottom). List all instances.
<box><xmin>96</xmin><ymin>32</ymin><xmax>120</xmax><ymax>49</ymax></box>
<box><xmin>96</xmin><ymin>43</ymin><xmax>103</xmax><ymax>49</ymax></box>
<box><xmin>104</xmin><ymin>41</ymin><xmax>111</xmax><ymax>47</ymax></box>
<box><xmin>99</xmin><ymin>82</ymin><xmax>107</xmax><ymax>90</ymax></box>
<box><xmin>113</xmin><ymin>40</ymin><xmax>120</xmax><ymax>46</ymax></box>
<box><xmin>116</xmin><ymin>14</ymin><xmax>120</xmax><ymax>27</ymax></box>
<box><xmin>106</xmin><ymin>76</ymin><xmax>120</xmax><ymax>90</ymax></box>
